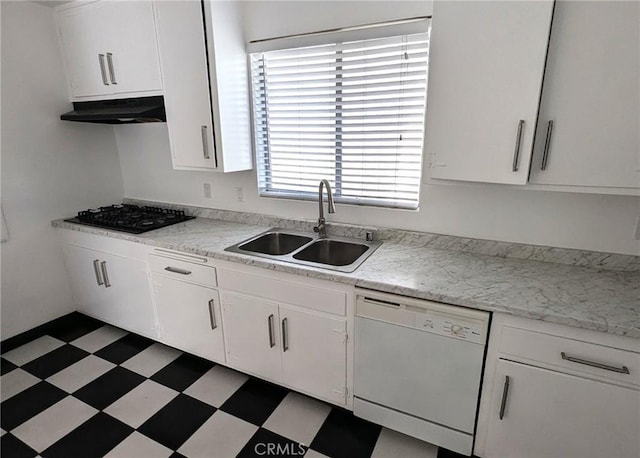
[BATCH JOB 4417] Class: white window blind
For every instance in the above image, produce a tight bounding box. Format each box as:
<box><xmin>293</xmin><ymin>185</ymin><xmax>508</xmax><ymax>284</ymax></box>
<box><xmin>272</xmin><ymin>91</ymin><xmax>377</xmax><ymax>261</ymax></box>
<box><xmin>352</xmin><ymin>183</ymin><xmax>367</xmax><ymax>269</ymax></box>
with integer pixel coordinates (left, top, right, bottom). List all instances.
<box><xmin>250</xmin><ymin>20</ymin><xmax>430</xmax><ymax>209</ymax></box>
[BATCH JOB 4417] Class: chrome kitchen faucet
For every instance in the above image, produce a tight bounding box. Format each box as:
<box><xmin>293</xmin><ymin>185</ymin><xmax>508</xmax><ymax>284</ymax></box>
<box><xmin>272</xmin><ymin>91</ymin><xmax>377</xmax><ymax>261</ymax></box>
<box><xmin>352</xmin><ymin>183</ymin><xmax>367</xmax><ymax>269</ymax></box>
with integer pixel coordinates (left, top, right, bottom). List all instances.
<box><xmin>314</xmin><ymin>179</ymin><xmax>335</xmax><ymax>238</ymax></box>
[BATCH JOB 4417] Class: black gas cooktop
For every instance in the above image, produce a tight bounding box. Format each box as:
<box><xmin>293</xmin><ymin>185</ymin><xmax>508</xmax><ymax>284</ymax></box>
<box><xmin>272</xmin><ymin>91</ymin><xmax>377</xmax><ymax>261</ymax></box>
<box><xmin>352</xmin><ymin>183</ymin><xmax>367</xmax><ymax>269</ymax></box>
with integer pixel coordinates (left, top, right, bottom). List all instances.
<box><xmin>65</xmin><ymin>204</ymin><xmax>195</xmax><ymax>234</ymax></box>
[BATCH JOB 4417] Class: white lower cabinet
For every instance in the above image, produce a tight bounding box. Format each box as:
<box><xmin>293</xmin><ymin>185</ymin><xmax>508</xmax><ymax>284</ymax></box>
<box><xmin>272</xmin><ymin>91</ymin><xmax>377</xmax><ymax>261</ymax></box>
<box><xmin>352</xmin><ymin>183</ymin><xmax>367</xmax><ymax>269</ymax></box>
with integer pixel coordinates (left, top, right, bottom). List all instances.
<box><xmin>221</xmin><ymin>290</ymin><xmax>348</xmax><ymax>406</ymax></box>
<box><xmin>220</xmin><ymin>291</ymin><xmax>282</xmax><ymax>382</ymax></box>
<box><xmin>152</xmin><ymin>275</ymin><xmax>225</xmax><ymax>363</ymax></box>
<box><xmin>280</xmin><ymin>305</ymin><xmax>347</xmax><ymax>405</ymax></box>
<box><xmin>218</xmin><ymin>263</ymin><xmax>352</xmax><ymax>407</ymax></box>
<box><xmin>484</xmin><ymin>359</ymin><xmax>639</xmax><ymax>458</ymax></box>
<box><xmin>475</xmin><ymin>314</ymin><xmax>640</xmax><ymax>458</ymax></box>
<box><xmin>62</xmin><ymin>243</ymin><xmax>156</xmax><ymax>338</ymax></box>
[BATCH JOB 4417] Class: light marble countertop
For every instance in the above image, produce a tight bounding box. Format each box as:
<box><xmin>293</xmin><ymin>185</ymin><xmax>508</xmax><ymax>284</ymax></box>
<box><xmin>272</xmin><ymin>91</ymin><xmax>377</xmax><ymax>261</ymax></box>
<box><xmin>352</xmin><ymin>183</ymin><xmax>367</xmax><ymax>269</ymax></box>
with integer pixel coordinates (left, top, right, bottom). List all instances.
<box><xmin>52</xmin><ymin>217</ymin><xmax>640</xmax><ymax>339</ymax></box>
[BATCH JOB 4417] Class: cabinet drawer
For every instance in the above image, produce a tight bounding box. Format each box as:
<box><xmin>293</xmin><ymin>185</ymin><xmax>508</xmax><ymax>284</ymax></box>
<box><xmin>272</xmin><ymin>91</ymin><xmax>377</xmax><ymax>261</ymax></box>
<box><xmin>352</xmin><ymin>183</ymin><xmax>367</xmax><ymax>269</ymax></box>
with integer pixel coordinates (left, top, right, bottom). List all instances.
<box><xmin>149</xmin><ymin>254</ymin><xmax>217</xmax><ymax>288</ymax></box>
<box><xmin>218</xmin><ymin>268</ymin><xmax>346</xmax><ymax>316</ymax></box>
<box><xmin>500</xmin><ymin>326</ymin><xmax>639</xmax><ymax>387</ymax></box>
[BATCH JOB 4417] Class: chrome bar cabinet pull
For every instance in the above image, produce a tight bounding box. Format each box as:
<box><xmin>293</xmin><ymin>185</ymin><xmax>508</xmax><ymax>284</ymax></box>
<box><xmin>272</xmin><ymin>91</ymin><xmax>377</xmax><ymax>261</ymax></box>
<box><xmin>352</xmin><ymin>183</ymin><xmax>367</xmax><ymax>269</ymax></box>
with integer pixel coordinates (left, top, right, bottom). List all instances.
<box><xmin>164</xmin><ymin>266</ymin><xmax>192</xmax><ymax>276</ymax></box>
<box><xmin>98</xmin><ymin>54</ymin><xmax>109</xmax><ymax>86</ymax></box>
<box><xmin>93</xmin><ymin>259</ymin><xmax>104</xmax><ymax>285</ymax></box>
<box><xmin>201</xmin><ymin>126</ymin><xmax>210</xmax><ymax>159</ymax></box>
<box><xmin>106</xmin><ymin>52</ymin><xmax>117</xmax><ymax>84</ymax></box>
<box><xmin>208</xmin><ymin>299</ymin><xmax>217</xmax><ymax>330</ymax></box>
<box><xmin>541</xmin><ymin>120</ymin><xmax>554</xmax><ymax>170</ymax></box>
<box><xmin>100</xmin><ymin>261</ymin><xmax>111</xmax><ymax>288</ymax></box>
<box><xmin>499</xmin><ymin>375</ymin><xmax>510</xmax><ymax>420</ymax></box>
<box><xmin>512</xmin><ymin>120</ymin><xmax>525</xmax><ymax>172</ymax></box>
<box><xmin>282</xmin><ymin>317</ymin><xmax>289</xmax><ymax>352</ymax></box>
<box><xmin>268</xmin><ymin>314</ymin><xmax>275</xmax><ymax>348</ymax></box>
<box><xmin>561</xmin><ymin>352</ymin><xmax>630</xmax><ymax>374</ymax></box>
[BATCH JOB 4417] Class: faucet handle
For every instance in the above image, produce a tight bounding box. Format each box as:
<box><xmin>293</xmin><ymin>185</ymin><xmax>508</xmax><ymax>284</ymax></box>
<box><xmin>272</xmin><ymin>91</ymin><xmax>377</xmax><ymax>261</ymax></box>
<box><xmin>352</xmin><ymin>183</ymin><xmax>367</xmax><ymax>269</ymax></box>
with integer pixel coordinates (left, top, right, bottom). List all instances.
<box><xmin>313</xmin><ymin>226</ymin><xmax>320</xmax><ymax>233</ymax></box>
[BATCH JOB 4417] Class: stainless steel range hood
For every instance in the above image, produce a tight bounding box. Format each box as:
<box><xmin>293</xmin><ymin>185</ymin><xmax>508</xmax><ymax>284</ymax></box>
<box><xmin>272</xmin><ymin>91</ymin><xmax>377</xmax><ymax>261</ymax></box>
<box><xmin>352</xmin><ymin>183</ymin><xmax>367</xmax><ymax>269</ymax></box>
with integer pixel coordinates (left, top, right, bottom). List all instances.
<box><xmin>60</xmin><ymin>96</ymin><xmax>166</xmax><ymax>124</ymax></box>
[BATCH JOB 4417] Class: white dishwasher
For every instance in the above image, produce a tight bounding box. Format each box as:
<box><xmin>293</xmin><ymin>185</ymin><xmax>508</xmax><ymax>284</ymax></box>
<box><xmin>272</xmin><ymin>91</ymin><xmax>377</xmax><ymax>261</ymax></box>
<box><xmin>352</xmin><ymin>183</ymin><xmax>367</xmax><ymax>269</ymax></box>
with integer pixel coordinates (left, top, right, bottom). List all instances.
<box><xmin>354</xmin><ymin>289</ymin><xmax>490</xmax><ymax>456</ymax></box>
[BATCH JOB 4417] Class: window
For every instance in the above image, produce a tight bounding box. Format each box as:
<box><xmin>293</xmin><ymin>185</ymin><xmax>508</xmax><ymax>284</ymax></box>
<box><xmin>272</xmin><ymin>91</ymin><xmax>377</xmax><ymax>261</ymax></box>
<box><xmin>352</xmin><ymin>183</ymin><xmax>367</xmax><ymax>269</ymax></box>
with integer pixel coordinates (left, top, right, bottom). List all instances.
<box><xmin>249</xmin><ymin>19</ymin><xmax>430</xmax><ymax>209</ymax></box>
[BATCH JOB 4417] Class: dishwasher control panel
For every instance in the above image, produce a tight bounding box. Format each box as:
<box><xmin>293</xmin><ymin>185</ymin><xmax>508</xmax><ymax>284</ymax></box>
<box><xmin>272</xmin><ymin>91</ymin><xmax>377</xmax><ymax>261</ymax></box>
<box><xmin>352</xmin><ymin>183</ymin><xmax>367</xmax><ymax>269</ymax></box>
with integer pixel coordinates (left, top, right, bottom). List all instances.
<box><xmin>414</xmin><ymin>313</ymin><xmax>485</xmax><ymax>344</ymax></box>
<box><xmin>356</xmin><ymin>289</ymin><xmax>490</xmax><ymax>345</ymax></box>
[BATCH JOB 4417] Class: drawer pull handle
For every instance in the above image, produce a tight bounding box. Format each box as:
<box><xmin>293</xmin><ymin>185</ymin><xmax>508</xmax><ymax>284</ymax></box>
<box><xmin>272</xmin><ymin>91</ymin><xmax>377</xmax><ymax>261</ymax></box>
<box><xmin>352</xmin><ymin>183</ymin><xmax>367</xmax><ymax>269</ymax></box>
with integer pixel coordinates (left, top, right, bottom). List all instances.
<box><xmin>201</xmin><ymin>125</ymin><xmax>210</xmax><ymax>159</ymax></box>
<box><xmin>93</xmin><ymin>259</ymin><xmax>104</xmax><ymax>285</ymax></box>
<box><xmin>561</xmin><ymin>352</ymin><xmax>630</xmax><ymax>374</ymax></box>
<box><xmin>164</xmin><ymin>266</ymin><xmax>192</xmax><ymax>275</ymax></box>
<box><xmin>208</xmin><ymin>299</ymin><xmax>217</xmax><ymax>330</ymax></box>
<box><xmin>282</xmin><ymin>317</ymin><xmax>289</xmax><ymax>352</ymax></box>
<box><xmin>512</xmin><ymin>120</ymin><xmax>525</xmax><ymax>172</ymax></box>
<box><xmin>499</xmin><ymin>375</ymin><xmax>510</xmax><ymax>420</ymax></box>
<box><xmin>268</xmin><ymin>314</ymin><xmax>275</xmax><ymax>348</ymax></box>
<box><xmin>100</xmin><ymin>261</ymin><xmax>111</xmax><ymax>288</ymax></box>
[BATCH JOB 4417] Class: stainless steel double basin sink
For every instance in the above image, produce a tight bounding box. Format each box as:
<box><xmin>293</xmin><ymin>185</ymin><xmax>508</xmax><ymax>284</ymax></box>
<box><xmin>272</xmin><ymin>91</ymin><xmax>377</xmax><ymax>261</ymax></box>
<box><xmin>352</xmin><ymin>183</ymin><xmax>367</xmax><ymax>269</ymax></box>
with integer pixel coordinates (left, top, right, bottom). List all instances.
<box><xmin>225</xmin><ymin>228</ymin><xmax>382</xmax><ymax>273</ymax></box>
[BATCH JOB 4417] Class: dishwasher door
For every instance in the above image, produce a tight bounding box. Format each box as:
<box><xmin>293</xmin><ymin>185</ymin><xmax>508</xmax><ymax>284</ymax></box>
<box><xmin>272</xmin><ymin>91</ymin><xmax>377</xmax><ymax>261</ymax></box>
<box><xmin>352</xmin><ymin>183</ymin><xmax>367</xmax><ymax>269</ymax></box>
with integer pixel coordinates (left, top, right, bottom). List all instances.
<box><xmin>354</xmin><ymin>290</ymin><xmax>489</xmax><ymax>455</ymax></box>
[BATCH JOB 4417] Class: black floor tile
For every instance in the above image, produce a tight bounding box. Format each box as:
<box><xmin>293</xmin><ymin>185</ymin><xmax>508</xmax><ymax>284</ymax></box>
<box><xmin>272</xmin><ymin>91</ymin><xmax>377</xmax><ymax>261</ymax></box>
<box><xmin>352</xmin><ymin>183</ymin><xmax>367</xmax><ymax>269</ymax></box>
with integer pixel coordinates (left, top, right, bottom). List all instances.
<box><xmin>150</xmin><ymin>353</ymin><xmax>213</xmax><ymax>391</ymax></box>
<box><xmin>237</xmin><ymin>428</ymin><xmax>307</xmax><ymax>458</ymax></box>
<box><xmin>21</xmin><ymin>344</ymin><xmax>89</xmax><ymax>379</ymax></box>
<box><xmin>310</xmin><ymin>408</ymin><xmax>381</xmax><ymax>458</ymax></box>
<box><xmin>41</xmin><ymin>412</ymin><xmax>133</xmax><ymax>458</ymax></box>
<box><xmin>438</xmin><ymin>447</ymin><xmax>473</xmax><ymax>458</ymax></box>
<box><xmin>47</xmin><ymin>313</ymin><xmax>103</xmax><ymax>343</ymax></box>
<box><xmin>73</xmin><ymin>366</ymin><xmax>145</xmax><ymax>410</ymax></box>
<box><xmin>169</xmin><ymin>453</ymin><xmax>187</xmax><ymax>458</ymax></box>
<box><xmin>1</xmin><ymin>433</ymin><xmax>38</xmax><ymax>458</ymax></box>
<box><xmin>1</xmin><ymin>357</ymin><xmax>17</xmax><ymax>375</ymax></box>
<box><xmin>0</xmin><ymin>381</ymin><xmax>67</xmax><ymax>431</ymax></box>
<box><xmin>220</xmin><ymin>377</ymin><xmax>289</xmax><ymax>426</ymax></box>
<box><xmin>94</xmin><ymin>333</ymin><xmax>153</xmax><ymax>364</ymax></box>
<box><xmin>138</xmin><ymin>393</ymin><xmax>216</xmax><ymax>450</ymax></box>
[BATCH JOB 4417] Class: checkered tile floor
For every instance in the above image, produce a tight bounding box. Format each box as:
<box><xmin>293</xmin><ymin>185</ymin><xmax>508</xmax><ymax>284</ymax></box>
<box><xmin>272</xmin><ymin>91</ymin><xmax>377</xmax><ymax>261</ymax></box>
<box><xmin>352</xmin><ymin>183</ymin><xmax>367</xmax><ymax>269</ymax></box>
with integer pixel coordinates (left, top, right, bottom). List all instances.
<box><xmin>1</xmin><ymin>314</ymin><xmax>459</xmax><ymax>458</ymax></box>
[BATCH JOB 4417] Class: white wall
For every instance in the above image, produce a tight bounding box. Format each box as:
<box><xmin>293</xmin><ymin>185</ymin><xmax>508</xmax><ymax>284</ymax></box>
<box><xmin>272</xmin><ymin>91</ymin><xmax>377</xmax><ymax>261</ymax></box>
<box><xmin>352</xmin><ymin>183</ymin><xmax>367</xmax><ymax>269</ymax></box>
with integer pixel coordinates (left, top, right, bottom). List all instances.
<box><xmin>116</xmin><ymin>1</ymin><xmax>640</xmax><ymax>256</ymax></box>
<box><xmin>1</xmin><ymin>1</ymin><xmax>124</xmax><ymax>339</ymax></box>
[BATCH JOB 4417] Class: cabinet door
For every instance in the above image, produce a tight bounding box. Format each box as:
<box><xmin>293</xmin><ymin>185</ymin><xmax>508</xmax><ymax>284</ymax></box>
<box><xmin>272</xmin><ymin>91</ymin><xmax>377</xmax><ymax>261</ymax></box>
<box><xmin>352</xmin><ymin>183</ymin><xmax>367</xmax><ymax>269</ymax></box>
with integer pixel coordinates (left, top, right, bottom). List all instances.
<box><xmin>280</xmin><ymin>305</ymin><xmax>347</xmax><ymax>405</ymax></box>
<box><xmin>153</xmin><ymin>276</ymin><xmax>225</xmax><ymax>363</ymax></box>
<box><xmin>484</xmin><ymin>359</ymin><xmax>640</xmax><ymax>458</ymax></box>
<box><xmin>96</xmin><ymin>251</ymin><xmax>157</xmax><ymax>339</ymax></box>
<box><xmin>425</xmin><ymin>1</ymin><xmax>553</xmax><ymax>184</ymax></box>
<box><xmin>62</xmin><ymin>244</ymin><xmax>111</xmax><ymax>322</ymax></box>
<box><xmin>101</xmin><ymin>0</ymin><xmax>162</xmax><ymax>94</ymax></box>
<box><xmin>154</xmin><ymin>0</ymin><xmax>216</xmax><ymax>170</ymax></box>
<box><xmin>57</xmin><ymin>2</ymin><xmax>111</xmax><ymax>98</ymax></box>
<box><xmin>220</xmin><ymin>291</ymin><xmax>282</xmax><ymax>382</ymax></box>
<box><xmin>61</xmin><ymin>244</ymin><xmax>156</xmax><ymax>338</ymax></box>
<box><xmin>529</xmin><ymin>2</ymin><xmax>640</xmax><ymax>189</ymax></box>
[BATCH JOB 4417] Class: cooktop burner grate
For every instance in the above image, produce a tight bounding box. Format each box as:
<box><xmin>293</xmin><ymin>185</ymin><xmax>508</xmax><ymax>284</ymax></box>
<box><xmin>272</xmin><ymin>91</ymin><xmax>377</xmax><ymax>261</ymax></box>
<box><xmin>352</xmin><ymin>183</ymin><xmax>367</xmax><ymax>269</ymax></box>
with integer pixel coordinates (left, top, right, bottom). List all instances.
<box><xmin>65</xmin><ymin>204</ymin><xmax>195</xmax><ymax>234</ymax></box>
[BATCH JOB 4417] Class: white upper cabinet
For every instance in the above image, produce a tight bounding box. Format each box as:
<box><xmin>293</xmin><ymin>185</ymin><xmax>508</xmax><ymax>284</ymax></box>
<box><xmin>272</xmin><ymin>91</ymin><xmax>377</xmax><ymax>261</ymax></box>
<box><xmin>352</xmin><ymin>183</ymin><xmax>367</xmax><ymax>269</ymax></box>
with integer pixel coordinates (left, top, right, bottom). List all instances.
<box><xmin>425</xmin><ymin>1</ymin><xmax>554</xmax><ymax>184</ymax></box>
<box><xmin>529</xmin><ymin>1</ymin><xmax>640</xmax><ymax>190</ymax></box>
<box><xmin>56</xmin><ymin>0</ymin><xmax>162</xmax><ymax>100</ymax></box>
<box><xmin>154</xmin><ymin>0</ymin><xmax>253</xmax><ymax>173</ymax></box>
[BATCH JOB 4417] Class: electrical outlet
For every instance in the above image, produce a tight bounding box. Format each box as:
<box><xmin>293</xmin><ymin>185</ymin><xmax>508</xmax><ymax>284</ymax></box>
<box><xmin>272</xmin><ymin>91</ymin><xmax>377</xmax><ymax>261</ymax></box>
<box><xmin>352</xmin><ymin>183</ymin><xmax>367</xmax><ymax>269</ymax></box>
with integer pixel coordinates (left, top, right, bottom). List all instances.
<box><xmin>235</xmin><ymin>187</ymin><xmax>244</xmax><ymax>202</ymax></box>
<box><xmin>203</xmin><ymin>183</ymin><xmax>212</xmax><ymax>199</ymax></box>
<box><xmin>634</xmin><ymin>216</ymin><xmax>640</xmax><ymax>240</ymax></box>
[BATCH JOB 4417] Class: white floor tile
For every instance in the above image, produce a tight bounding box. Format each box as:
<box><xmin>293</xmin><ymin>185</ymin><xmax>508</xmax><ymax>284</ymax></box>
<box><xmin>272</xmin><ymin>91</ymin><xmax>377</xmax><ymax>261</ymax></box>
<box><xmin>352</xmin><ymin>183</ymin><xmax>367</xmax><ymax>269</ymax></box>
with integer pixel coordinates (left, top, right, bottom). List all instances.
<box><xmin>178</xmin><ymin>410</ymin><xmax>258</xmax><ymax>458</ymax></box>
<box><xmin>263</xmin><ymin>392</ymin><xmax>331</xmax><ymax>445</ymax></box>
<box><xmin>2</xmin><ymin>336</ymin><xmax>65</xmax><ymax>366</ymax></box>
<box><xmin>184</xmin><ymin>365</ymin><xmax>249</xmax><ymax>408</ymax></box>
<box><xmin>120</xmin><ymin>342</ymin><xmax>181</xmax><ymax>377</ymax></box>
<box><xmin>105</xmin><ymin>431</ymin><xmax>172</xmax><ymax>458</ymax></box>
<box><xmin>371</xmin><ymin>428</ymin><xmax>438</xmax><ymax>458</ymax></box>
<box><xmin>1</xmin><ymin>368</ymin><xmax>40</xmax><ymax>401</ymax></box>
<box><xmin>12</xmin><ymin>397</ymin><xmax>97</xmax><ymax>453</ymax></box>
<box><xmin>70</xmin><ymin>325</ymin><xmax>127</xmax><ymax>353</ymax></box>
<box><xmin>104</xmin><ymin>379</ymin><xmax>178</xmax><ymax>428</ymax></box>
<box><xmin>46</xmin><ymin>355</ymin><xmax>115</xmax><ymax>393</ymax></box>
